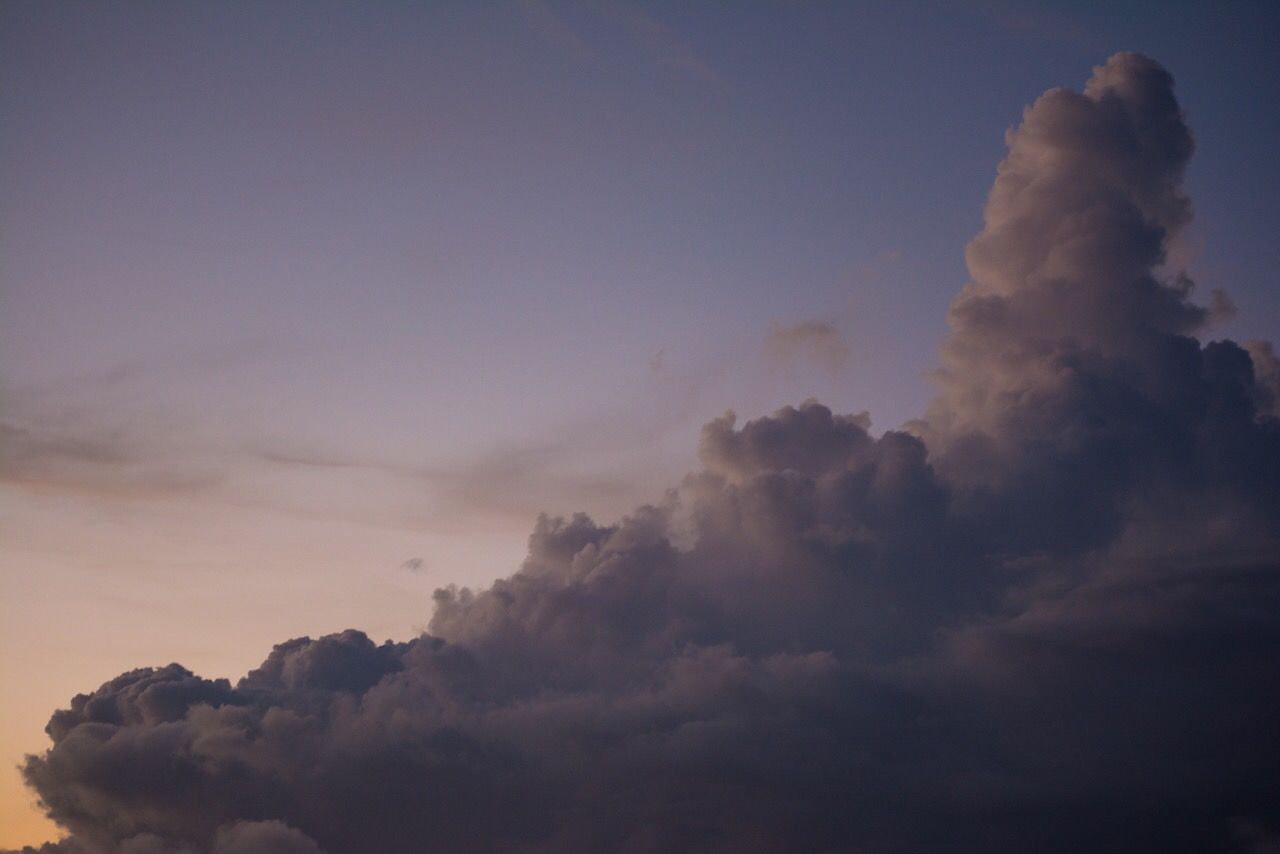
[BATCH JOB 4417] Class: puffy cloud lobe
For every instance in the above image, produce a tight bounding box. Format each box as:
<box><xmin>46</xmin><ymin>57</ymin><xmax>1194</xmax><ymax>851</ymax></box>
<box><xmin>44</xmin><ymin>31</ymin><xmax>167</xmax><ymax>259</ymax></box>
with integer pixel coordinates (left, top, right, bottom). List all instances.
<box><xmin>922</xmin><ymin>53</ymin><xmax>1280</xmax><ymax>560</ymax></box>
<box><xmin>1</xmin><ymin>822</ymin><xmax>324</xmax><ymax>854</ymax></box>
<box><xmin>1247</xmin><ymin>339</ymin><xmax>1280</xmax><ymax>419</ymax></box>
<box><xmin>698</xmin><ymin>402</ymin><xmax>872</xmax><ymax>482</ymax></box>
<box><xmin>15</xmin><ymin>53</ymin><xmax>1280</xmax><ymax>853</ymax></box>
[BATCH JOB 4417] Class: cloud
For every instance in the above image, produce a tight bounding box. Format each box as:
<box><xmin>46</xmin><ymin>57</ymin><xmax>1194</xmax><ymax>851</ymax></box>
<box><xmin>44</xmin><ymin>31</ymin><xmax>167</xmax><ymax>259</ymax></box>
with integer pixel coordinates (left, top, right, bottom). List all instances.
<box><xmin>0</xmin><ymin>414</ymin><xmax>220</xmax><ymax>498</ymax></box>
<box><xmin>1246</xmin><ymin>339</ymin><xmax>1280</xmax><ymax>418</ymax></box>
<box><xmin>255</xmin><ymin>435</ymin><xmax>643</xmax><ymax>526</ymax></box>
<box><xmin>0</xmin><ymin>339</ymin><xmax>288</xmax><ymax>499</ymax></box>
<box><xmin>763</xmin><ymin>320</ymin><xmax>850</xmax><ymax>376</ymax></box>
<box><xmin>15</xmin><ymin>54</ymin><xmax>1280</xmax><ymax>853</ymax></box>
<box><xmin>0</xmin><ymin>821</ymin><xmax>323</xmax><ymax>854</ymax></box>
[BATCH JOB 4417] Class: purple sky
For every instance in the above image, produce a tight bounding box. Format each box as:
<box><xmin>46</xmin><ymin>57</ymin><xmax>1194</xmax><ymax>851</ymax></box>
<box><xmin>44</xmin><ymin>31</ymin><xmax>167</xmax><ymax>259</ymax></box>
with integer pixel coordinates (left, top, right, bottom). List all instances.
<box><xmin>2</xmin><ymin>2</ymin><xmax>1279</xmax><ymax>847</ymax></box>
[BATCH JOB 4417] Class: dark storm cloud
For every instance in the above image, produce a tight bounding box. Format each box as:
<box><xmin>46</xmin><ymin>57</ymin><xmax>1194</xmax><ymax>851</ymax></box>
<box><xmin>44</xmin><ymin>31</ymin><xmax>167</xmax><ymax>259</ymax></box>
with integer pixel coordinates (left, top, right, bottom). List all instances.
<box><xmin>13</xmin><ymin>54</ymin><xmax>1280</xmax><ymax>853</ymax></box>
<box><xmin>1247</xmin><ymin>339</ymin><xmax>1280</xmax><ymax>418</ymax></box>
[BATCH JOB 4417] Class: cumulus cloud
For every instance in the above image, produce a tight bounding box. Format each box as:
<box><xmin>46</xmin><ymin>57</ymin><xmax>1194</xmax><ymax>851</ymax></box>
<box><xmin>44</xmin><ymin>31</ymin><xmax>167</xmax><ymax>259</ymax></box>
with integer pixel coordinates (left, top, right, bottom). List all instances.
<box><xmin>13</xmin><ymin>54</ymin><xmax>1280</xmax><ymax>853</ymax></box>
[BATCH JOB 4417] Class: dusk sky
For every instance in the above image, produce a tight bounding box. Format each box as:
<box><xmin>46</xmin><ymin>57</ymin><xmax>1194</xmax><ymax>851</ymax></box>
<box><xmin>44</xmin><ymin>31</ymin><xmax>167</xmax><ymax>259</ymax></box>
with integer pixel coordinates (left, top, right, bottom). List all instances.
<box><xmin>3</xmin><ymin>3</ymin><xmax>1280</xmax><ymax>852</ymax></box>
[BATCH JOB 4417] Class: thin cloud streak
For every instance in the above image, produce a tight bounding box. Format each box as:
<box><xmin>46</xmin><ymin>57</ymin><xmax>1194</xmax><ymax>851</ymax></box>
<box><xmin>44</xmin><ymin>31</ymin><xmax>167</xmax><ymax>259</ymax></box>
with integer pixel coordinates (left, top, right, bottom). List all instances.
<box><xmin>763</xmin><ymin>320</ymin><xmax>850</xmax><ymax>376</ymax></box>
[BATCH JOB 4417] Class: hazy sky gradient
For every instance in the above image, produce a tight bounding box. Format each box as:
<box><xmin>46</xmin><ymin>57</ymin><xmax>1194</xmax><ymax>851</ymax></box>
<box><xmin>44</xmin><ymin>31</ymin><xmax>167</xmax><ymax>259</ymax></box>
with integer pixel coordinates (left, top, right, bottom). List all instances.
<box><xmin>2</xmin><ymin>2</ymin><xmax>1278</xmax><ymax>846</ymax></box>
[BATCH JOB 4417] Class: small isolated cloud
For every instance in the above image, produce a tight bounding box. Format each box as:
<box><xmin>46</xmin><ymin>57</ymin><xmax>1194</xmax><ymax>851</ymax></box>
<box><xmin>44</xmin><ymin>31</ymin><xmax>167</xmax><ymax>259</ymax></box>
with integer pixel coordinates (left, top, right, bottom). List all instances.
<box><xmin>399</xmin><ymin>557</ymin><xmax>425</xmax><ymax>574</ymax></box>
<box><xmin>764</xmin><ymin>320</ymin><xmax>850</xmax><ymax>375</ymax></box>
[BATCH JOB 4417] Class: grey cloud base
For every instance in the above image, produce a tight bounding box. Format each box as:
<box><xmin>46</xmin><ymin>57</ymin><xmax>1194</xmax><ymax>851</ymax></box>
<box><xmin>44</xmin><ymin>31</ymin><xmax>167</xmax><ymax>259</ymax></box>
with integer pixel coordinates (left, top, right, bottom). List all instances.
<box><xmin>14</xmin><ymin>54</ymin><xmax>1280</xmax><ymax>854</ymax></box>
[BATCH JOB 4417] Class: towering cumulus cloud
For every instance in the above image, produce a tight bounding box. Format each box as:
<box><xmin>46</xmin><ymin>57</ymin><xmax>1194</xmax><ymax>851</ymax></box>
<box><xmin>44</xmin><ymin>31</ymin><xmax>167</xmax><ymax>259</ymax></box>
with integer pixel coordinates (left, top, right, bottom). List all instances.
<box><xmin>14</xmin><ymin>54</ymin><xmax>1280</xmax><ymax>853</ymax></box>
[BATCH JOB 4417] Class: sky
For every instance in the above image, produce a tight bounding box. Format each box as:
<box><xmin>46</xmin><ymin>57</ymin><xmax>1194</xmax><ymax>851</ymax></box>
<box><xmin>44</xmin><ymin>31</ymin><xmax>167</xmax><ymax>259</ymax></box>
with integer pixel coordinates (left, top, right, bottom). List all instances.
<box><xmin>2</xmin><ymin>2</ymin><xmax>1280</xmax><ymax>851</ymax></box>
